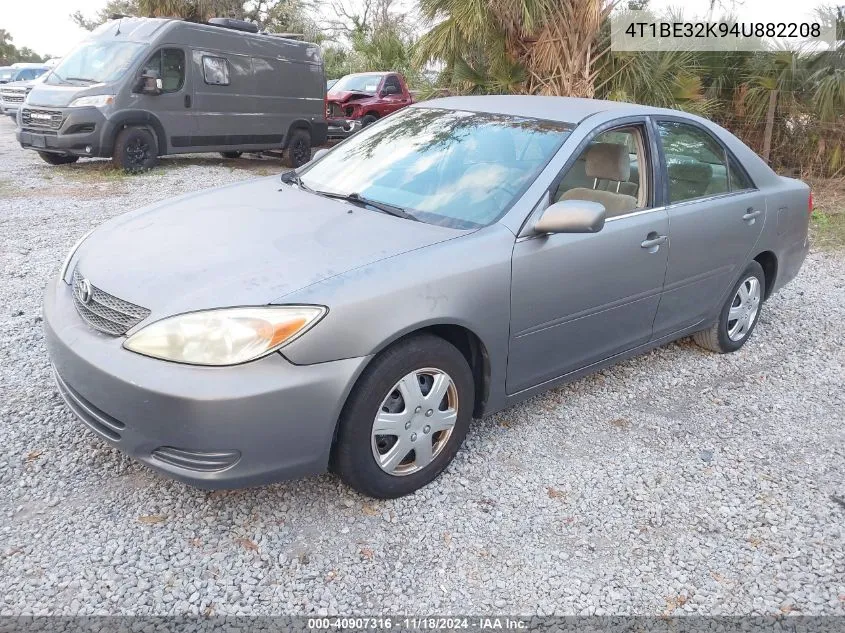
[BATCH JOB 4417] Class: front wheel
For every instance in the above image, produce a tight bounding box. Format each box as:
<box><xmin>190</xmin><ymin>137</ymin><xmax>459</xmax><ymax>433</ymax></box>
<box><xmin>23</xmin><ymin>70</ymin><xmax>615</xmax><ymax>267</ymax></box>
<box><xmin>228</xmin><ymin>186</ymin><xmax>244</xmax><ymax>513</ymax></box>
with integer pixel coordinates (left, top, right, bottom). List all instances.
<box><xmin>112</xmin><ymin>126</ymin><xmax>158</xmax><ymax>172</ymax></box>
<box><xmin>694</xmin><ymin>260</ymin><xmax>765</xmax><ymax>353</ymax></box>
<box><xmin>331</xmin><ymin>334</ymin><xmax>474</xmax><ymax>498</ymax></box>
<box><xmin>361</xmin><ymin>114</ymin><xmax>378</xmax><ymax>127</ymax></box>
<box><xmin>37</xmin><ymin>152</ymin><xmax>79</xmax><ymax>166</ymax></box>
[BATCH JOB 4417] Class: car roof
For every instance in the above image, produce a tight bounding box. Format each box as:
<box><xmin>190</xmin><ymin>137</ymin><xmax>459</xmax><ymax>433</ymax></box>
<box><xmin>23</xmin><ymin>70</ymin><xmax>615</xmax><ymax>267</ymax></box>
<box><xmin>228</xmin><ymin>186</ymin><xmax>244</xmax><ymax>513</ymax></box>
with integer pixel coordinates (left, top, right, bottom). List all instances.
<box><xmin>414</xmin><ymin>95</ymin><xmax>680</xmax><ymax>125</ymax></box>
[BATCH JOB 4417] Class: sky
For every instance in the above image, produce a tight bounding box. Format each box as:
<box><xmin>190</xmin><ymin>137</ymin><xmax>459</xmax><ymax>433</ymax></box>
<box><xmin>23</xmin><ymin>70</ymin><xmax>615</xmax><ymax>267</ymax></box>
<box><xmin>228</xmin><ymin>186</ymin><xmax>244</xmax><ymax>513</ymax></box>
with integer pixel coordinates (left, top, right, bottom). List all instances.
<box><xmin>2</xmin><ymin>0</ymin><xmax>833</xmax><ymax>60</ymax></box>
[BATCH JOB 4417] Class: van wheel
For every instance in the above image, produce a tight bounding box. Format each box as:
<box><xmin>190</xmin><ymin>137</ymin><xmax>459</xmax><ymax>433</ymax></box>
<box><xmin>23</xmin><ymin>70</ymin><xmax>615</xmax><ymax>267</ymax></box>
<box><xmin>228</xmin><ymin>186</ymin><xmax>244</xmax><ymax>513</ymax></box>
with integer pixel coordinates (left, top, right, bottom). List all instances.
<box><xmin>331</xmin><ymin>334</ymin><xmax>474</xmax><ymax>499</ymax></box>
<box><xmin>113</xmin><ymin>126</ymin><xmax>158</xmax><ymax>172</ymax></box>
<box><xmin>283</xmin><ymin>129</ymin><xmax>311</xmax><ymax>168</ymax></box>
<box><xmin>37</xmin><ymin>152</ymin><xmax>79</xmax><ymax>166</ymax></box>
<box><xmin>220</xmin><ymin>151</ymin><xmax>242</xmax><ymax>159</ymax></box>
<box><xmin>361</xmin><ymin>114</ymin><xmax>378</xmax><ymax>127</ymax></box>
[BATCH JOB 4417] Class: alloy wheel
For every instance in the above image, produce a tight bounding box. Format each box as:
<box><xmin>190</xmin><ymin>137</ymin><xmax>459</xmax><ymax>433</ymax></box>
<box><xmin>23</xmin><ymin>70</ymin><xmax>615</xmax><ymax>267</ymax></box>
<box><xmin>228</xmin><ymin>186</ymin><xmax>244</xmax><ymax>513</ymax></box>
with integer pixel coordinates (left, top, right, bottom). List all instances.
<box><xmin>371</xmin><ymin>368</ymin><xmax>458</xmax><ymax>476</ymax></box>
<box><xmin>125</xmin><ymin>137</ymin><xmax>150</xmax><ymax>169</ymax></box>
<box><xmin>727</xmin><ymin>276</ymin><xmax>761</xmax><ymax>341</ymax></box>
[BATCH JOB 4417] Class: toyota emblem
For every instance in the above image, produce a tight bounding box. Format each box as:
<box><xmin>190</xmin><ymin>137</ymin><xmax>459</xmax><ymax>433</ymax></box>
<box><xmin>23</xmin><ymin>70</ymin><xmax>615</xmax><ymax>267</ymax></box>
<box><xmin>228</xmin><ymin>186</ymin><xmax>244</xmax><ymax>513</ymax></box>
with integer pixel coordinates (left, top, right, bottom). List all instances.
<box><xmin>77</xmin><ymin>278</ymin><xmax>93</xmax><ymax>304</ymax></box>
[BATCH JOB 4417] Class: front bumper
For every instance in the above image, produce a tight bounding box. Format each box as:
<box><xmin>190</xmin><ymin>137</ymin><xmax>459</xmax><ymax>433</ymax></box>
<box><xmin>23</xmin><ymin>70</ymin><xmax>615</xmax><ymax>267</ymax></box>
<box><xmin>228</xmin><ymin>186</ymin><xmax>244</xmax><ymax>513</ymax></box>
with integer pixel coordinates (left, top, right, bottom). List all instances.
<box><xmin>43</xmin><ymin>278</ymin><xmax>370</xmax><ymax>488</ymax></box>
<box><xmin>16</xmin><ymin>106</ymin><xmax>108</xmax><ymax>157</ymax></box>
<box><xmin>326</xmin><ymin>117</ymin><xmax>362</xmax><ymax>139</ymax></box>
<box><xmin>1</xmin><ymin>101</ymin><xmax>21</xmax><ymax>117</ymax></box>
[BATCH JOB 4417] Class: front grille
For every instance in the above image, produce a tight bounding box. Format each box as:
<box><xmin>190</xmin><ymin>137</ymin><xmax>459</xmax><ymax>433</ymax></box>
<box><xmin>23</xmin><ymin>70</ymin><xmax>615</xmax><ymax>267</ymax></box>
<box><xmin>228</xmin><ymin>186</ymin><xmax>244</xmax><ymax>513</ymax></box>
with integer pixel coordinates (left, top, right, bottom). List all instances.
<box><xmin>72</xmin><ymin>268</ymin><xmax>151</xmax><ymax>336</ymax></box>
<box><xmin>327</xmin><ymin>102</ymin><xmax>345</xmax><ymax>118</ymax></box>
<box><xmin>152</xmin><ymin>447</ymin><xmax>241</xmax><ymax>472</ymax></box>
<box><xmin>53</xmin><ymin>367</ymin><xmax>125</xmax><ymax>442</ymax></box>
<box><xmin>1</xmin><ymin>94</ymin><xmax>24</xmax><ymax>103</ymax></box>
<box><xmin>21</xmin><ymin>107</ymin><xmax>63</xmax><ymax>130</ymax></box>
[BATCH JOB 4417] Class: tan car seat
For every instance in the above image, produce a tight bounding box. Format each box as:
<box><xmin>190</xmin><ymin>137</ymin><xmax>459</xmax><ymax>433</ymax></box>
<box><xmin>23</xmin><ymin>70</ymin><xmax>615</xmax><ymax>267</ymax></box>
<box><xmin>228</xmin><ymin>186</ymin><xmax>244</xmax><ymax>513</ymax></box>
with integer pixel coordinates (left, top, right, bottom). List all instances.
<box><xmin>558</xmin><ymin>143</ymin><xmax>638</xmax><ymax>217</ymax></box>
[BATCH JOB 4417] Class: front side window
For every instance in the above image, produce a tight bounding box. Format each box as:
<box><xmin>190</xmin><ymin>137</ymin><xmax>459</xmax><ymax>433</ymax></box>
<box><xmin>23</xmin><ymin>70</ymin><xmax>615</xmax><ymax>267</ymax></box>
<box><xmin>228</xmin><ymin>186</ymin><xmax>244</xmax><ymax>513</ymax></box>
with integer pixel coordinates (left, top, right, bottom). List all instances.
<box><xmin>301</xmin><ymin>107</ymin><xmax>571</xmax><ymax>229</ymax></box>
<box><xmin>202</xmin><ymin>56</ymin><xmax>230</xmax><ymax>86</ymax></box>
<box><xmin>658</xmin><ymin>121</ymin><xmax>729</xmax><ymax>203</ymax></box>
<box><xmin>382</xmin><ymin>75</ymin><xmax>401</xmax><ymax>94</ymax></box>
<box><xmin>553</xmin><ymin>126</ymin><xmax>650</xmax><ymax>218</ymax></box>
<box><xmin>141</xmin><ymin>48</ymin><xmax>185</xmax><ymax>92</ymax></box>
<box><xmin>46</xmin><ymin>41</ymin><xmax>146</xmax><ymax>86</ymax></box>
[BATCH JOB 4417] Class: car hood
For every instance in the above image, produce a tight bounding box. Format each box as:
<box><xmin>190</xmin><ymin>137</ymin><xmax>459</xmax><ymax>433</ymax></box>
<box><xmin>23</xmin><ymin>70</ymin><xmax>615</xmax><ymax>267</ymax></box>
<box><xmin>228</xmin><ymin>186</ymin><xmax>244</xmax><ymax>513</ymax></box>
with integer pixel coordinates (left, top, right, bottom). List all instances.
<box><xmin>26</xmin><ymin>82</ymin><xmax>106</xmax><ymax>107</ymax></box>
<box><xmin>1</xmin><ymin>79</ymin><xmax>35</xmax><ymax>90</ymax></box>
<box><xmin>327</xmin><ymin>90</ymin><xmax>376</xmax><ymax>103</ymax></box>
<box><xmin>73</xmin><ymin>177</ymin><xmax>464</xmax><ymax>319</ymax></box>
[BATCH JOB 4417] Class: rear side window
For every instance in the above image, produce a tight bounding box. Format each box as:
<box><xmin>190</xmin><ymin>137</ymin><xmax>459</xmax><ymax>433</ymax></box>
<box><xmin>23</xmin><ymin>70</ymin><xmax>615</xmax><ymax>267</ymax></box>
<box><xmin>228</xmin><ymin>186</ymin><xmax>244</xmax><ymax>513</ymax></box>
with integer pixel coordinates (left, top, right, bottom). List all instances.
<box><xmin>141</xmin><ymin>49</ymin><xmax>185</xmax><ymax>93</ymax></box>
<box><xmin>202</xmin><ymin>56</ymin><xmax>230</xmax><ymax>86</ymax></box>
<box><xmin>658</xmin><ymin>121</ymin><xmax>729</xmax><ymax>203</ymax></box>
<box><xmin>728</xmin><ymin>155</ymin><xmax>754</xmax><ymax>191</ymax></box>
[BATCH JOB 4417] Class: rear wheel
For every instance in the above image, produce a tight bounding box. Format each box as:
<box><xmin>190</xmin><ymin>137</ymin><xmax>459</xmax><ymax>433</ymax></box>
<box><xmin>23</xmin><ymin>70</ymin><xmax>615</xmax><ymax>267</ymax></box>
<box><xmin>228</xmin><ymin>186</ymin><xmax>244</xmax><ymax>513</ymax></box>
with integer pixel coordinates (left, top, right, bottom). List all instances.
<box><xmin>112</xmin><ymin>126</ymin><xmax>158</xmax><ymax>172</ymax></box>
<box><xmin>37</xmin><ymin>152</ymin><xmax>79</xmax><ymax>166</ymax></box>
<box><xmin>332</xmin><ymin>334</ymin><xmax>474</xmax><ymax>498</ymax></box>
<box><xmin>693</xmin><ymin>260</ymin><xmax>765</xmax><ymax>353</ymax></box>
<box><xmin>361</xmin><ymin>114</ymin><xmax>378</xmax><ymax>127</ymax></box>
<box><xmin>220</xmin><ymin>151</ymin><xmax>243</xmax><ymax>159</ymax></box>
<box><xmin>282</xmin><ymin>129</ymin><xmax>311</xmax><ymax>168</ymax></box>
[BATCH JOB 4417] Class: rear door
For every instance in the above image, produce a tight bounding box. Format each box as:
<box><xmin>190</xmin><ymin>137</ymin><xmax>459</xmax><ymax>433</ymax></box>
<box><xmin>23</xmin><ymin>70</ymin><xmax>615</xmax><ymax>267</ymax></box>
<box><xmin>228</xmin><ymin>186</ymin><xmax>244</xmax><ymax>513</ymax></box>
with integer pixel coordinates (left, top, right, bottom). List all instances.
<box><xmin>651</xmin><ymin>118</ymin><xmax>766</xmax><ymax>338</ymax></box>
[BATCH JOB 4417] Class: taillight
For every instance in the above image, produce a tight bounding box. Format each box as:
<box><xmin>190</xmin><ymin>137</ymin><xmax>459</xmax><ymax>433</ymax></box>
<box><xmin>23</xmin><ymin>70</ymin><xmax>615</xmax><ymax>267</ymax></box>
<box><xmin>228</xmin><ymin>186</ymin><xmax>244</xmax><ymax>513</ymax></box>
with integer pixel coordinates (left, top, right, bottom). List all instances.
<box><xmin>808</xmin><ymin>191</ymin><xmax>814</xmax><ymax>215</ymax></box>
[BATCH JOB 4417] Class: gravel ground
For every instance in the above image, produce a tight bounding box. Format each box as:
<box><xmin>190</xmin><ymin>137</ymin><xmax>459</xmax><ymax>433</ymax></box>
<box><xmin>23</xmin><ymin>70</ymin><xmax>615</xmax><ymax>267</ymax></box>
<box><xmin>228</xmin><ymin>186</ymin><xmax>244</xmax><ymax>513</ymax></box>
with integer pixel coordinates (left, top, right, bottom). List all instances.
<box><xmin>1</xmin><ymin>116</ymin><xmax>843</xmax><ymax>617</ymax></box>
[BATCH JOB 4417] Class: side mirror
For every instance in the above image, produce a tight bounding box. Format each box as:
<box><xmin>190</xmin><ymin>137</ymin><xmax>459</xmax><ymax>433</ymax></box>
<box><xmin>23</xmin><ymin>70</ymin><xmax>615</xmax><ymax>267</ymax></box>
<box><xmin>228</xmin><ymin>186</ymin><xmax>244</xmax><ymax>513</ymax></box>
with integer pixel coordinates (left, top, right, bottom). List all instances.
<box><xmin>310</xmin><ymin>148</ymin><xmax>329</xmax><ymax>163</ymax></box>
<box><xmin>136</xmin><ymin>72</ymin><xmax>162</xmax><ymax>95</ymax></box>
<box><xmin>534</xmin><ymin>200</ymin><xmax>606</xmax><ymax>234</ymax></box>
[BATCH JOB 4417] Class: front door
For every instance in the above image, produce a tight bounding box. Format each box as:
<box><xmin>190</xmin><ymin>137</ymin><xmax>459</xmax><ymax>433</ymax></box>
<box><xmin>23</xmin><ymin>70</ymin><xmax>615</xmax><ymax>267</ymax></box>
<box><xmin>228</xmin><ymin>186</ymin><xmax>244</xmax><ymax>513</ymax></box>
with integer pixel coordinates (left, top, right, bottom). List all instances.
<box><xmin>507</xmin><ymin>122</ymin><xmax>670</xmax><ymax>394</ymax></box>
<box><xmin>133</xmin><ymin>47</ymin><xmax>193</xmax><ymax>153</ymax></box>
<box><xmin>651</xmin><ymin>119</ymin><xmax>766</xmax><ymax>338</ymax></box>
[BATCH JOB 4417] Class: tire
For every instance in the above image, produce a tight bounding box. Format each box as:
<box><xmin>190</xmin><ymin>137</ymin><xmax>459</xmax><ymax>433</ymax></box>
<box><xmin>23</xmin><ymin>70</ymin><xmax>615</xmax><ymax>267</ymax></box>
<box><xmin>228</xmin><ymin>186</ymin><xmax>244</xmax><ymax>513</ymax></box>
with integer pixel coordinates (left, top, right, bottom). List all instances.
<box><xmin>331</xmin><ymin>334</ymin><xmax>475</xmax><ymax>499</ymax></box>
<box><xmin>361</xmin><ymin>114</ymin><xmax>378</xmax><ymax>127</ymax></box>
<box><xmin>220</xmin><ymin>151</ymin><xmax>243</xmax><ymax>159</ymax></box>
<box><xmin>693</xmin><ymin>260</ymin><xmax>765</xmax><ymax>353</ymax></box>
<box><xmin>282</xmin><ymin>129</ymin><xmax>311</xmax><ymax>168</ymax></box>
<box><xmin>112</xmin><ymin>126</ymin><xmax>158</xmax><ymax>172</ymax></box>
<box><xmin>37</xmin><ymin>152</ymin><xmax>79</xmax><ymax>166</ymax></box>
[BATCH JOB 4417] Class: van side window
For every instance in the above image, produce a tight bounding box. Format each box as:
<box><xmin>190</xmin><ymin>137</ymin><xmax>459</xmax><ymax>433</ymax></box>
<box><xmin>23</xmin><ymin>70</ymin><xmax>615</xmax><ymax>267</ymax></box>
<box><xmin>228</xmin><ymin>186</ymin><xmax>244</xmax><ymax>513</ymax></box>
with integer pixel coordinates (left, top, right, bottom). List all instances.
<box><xmin>141</xmin><ymin>49</ymin><xmax>185</xmax><ymax>93</ymax></box>
<box><xmin>202</xmin><ymin>56</ymin><xmax>230</xmax><ymax>86</ymax></box>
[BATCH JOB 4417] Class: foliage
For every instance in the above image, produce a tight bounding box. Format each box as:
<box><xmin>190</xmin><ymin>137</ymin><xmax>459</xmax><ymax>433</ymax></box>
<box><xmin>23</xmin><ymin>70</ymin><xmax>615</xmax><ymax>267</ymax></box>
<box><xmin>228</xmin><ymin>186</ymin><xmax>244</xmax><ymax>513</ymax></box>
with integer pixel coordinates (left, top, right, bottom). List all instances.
<box><xmin>0</xmin><ymin>29</ymin><xmax>47</xmax><ymax>64</ymax></box>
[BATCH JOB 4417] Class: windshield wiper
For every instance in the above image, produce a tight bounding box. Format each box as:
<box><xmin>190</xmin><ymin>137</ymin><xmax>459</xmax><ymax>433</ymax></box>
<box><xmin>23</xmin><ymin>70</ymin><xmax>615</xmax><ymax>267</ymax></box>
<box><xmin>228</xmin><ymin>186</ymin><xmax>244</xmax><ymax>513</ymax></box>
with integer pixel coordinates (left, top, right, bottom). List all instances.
<box><xmin>279</xmin><ymin>170</ymin><xmax>313</xmax><ymax>192</ymax></box>
<box><xmin>65</xmin><ymin>77</ymin><xmax>98</xmax><ymax>84</ymax></box>
<box><xmin>314</xmin><ymin>191</ymin><xmax>418</xmax><ymax>221</ymax></box>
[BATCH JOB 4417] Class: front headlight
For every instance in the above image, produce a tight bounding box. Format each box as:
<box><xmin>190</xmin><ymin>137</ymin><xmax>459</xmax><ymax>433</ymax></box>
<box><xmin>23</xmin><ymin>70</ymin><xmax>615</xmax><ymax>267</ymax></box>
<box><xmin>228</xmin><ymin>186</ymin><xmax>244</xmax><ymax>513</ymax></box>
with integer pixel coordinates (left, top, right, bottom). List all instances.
<box><xmin>68</xmin><ymin>94</ymin><xmax>115</xmax><ymax>108</ymax></box>
<box><xmin>59</xmin><ymin>228</ymin><xmax>94</xmax><ymax>282</ymax></box>
<box><xmin>123</xmin><ymin>306</ymin><xmax>327</xmax><ymax>366</ymax></box>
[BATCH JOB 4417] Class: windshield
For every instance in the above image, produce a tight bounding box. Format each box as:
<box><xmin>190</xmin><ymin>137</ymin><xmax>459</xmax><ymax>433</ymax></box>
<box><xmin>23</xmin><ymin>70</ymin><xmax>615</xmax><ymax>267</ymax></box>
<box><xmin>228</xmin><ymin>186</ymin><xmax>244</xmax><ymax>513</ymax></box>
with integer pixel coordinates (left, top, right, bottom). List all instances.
<box><xmin>300</xmin><ymin>107</ymin><xmax>571</xmax><ymax>229</ymax></box>
<box><xmin>330</xmin><ymin>74</ymin><xmax>384</xmax><ymax>94</ymax></box>
<box><xmin>46</xmin><ymin>41</ymin><xmax>146</xmax><ymax>85</ymax></box>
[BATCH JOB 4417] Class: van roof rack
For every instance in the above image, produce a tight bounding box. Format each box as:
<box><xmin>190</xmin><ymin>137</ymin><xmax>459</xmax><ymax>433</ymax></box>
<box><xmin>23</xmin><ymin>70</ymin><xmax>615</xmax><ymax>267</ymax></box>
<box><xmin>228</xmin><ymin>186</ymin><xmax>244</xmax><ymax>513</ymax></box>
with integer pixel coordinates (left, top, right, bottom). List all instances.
<box><xmin>262</xmin><ymin>32</ymin><xmax>305</xmax><ymax>40</ymax></box>
<box><xmin>208</xmin><ymin>17</ymin><xmax>259</xmax><ymax>33</ymax></box>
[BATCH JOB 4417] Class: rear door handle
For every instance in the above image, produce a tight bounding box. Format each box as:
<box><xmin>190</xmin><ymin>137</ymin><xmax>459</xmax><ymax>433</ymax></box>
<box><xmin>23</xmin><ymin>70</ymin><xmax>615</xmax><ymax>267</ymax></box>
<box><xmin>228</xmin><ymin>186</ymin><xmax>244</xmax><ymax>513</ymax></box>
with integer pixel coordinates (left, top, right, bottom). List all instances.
<box><xmin>742</xmin><ymin>208</ymin><xmax>761</xmax><ymax>222</ymax></box>
<box><xmin>641</xmin><ymin>234</ymin><xmax>668</xmax><ymax>249</ymax></box>
<box><xmin>184</xmin><ymin>95</ymin><xmax>192</xmax><ymax>108</ymax></box>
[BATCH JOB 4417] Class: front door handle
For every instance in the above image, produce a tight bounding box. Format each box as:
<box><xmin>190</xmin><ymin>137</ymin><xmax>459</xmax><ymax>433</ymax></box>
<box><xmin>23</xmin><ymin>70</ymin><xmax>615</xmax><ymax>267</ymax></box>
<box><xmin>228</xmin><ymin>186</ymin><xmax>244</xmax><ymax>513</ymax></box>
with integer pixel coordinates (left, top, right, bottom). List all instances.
<box><xmin>184</xmin><ymin>95</ymin><xmax>192</xmax><ymax>108</ymax></box>
<box><xmin>641</xmin><ymin>234</ymin><xmax>668</xmax><ymax>250</ymax></box>
<box><xmin>742</xmin><ymin>207</ymin><xmax>761</xmax><ymax>222</ymax></box>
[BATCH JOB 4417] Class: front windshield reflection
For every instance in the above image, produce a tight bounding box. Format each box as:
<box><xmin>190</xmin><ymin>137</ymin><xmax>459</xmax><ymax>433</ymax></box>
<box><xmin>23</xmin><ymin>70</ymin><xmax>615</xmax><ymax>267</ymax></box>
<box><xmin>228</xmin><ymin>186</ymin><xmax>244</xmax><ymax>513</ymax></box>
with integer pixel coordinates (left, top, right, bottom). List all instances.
<box><xmin>301</xmin><ymin>108</ymin><xmax>571</xmax><ymax>229</ymax></box>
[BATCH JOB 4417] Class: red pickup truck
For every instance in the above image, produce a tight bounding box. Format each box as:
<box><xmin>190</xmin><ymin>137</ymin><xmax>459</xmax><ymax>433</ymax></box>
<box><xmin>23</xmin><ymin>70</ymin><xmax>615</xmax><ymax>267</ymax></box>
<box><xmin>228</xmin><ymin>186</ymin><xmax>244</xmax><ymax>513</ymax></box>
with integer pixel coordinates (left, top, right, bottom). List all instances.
<box><xmin>326</xmin><ymin>72</ymin><xmax>413</xmax><ymax>138</ymax></box>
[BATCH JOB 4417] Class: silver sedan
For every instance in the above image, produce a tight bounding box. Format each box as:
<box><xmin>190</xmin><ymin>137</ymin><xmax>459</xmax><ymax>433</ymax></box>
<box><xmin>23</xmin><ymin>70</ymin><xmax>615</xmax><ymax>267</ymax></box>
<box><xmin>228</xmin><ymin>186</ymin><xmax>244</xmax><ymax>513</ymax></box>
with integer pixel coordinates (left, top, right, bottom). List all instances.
<box><xmin>44</xmin><ymin>96</ymin><xmax>811</xmax><ymax>498</ymax></box>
